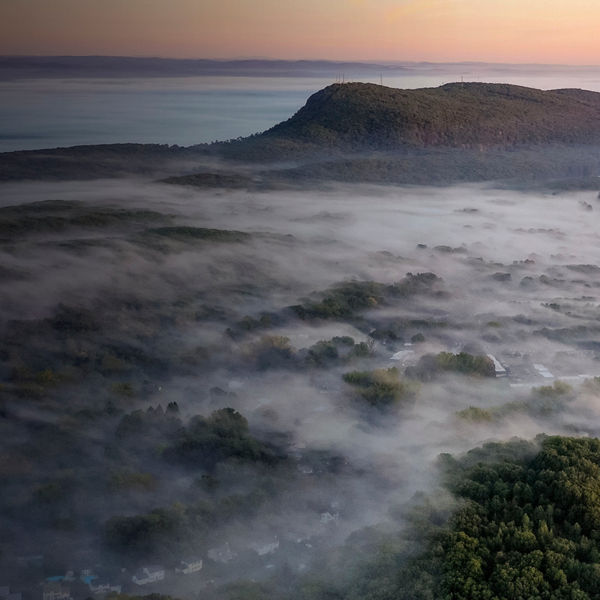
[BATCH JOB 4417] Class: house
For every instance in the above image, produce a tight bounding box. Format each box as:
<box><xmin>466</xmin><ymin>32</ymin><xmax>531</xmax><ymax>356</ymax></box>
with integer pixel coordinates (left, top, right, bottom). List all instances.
<box><xmin>486</xmin><ymin>354</ymin><xmax>508</xmax><ymax>377</ymax></box>
<box><xmin>320</xmin><ymin>511</ymin><xmax>339</xmax><ymax>524</ymax></box>
<box><xmin>249</xmin><ymin>537</ymin><xmax>279</xmax><ymax>556</ymax></box>
<box><xmin>207</xmin><ymin>543</ymin><xmax>236</xmax><ymax>564</ymax></box>
<box><xmin>41</xmin><ymin>583</ymin><xmax>71</xmax><ymax>600</ymax></box>
<box><xmin>88</xmin><ymin>580</ymin><xmax>121</xmax><ymax>594</ymax></box>
<box><xmin>79</xmin><ymin>570</ymin><xmax>98</xmax><ymax>587</ymax></box>
<box><xmin>175</xmin><ymin>558</ymin><xmax>203</xmax><ymax>574</ymax></box>
<box><xmin>131</xmin><ymin>565</ymin><xmax>165</xmax><ymax>585</ymax></box>
<box><xmin>534</xmin><ymin>363</ymin><xmax>554</xmax><ymax>379</ymax></box>
<box><xmin>390</xmin><ymin>349</ymin><xmax>414</xmax><ymax>363</ymax></box>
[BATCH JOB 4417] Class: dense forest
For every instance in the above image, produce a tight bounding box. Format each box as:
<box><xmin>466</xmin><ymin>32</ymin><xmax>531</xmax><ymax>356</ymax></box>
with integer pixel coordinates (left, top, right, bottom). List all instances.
<box><xmin>214</xmin><ymin>436</ymin><xmax>600</xmax><ymax>600</ymax></box>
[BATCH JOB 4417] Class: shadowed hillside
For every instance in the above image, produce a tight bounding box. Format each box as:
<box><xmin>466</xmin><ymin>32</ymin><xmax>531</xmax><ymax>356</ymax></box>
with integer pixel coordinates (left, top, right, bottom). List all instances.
<box><xmin>0</xmin><ymin>143</ymin><xmax>207</xmax><ymax>181</ymax></box>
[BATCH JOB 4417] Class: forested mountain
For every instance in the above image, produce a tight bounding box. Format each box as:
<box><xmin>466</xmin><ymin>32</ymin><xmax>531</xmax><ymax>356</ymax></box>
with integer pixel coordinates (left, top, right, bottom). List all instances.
<box><xmin>221</xmin><ymin>82</ymin><xmax>600</xmax><ymax>157</ymax></box>
<box><xmin>4</xmin><ymin>82</ymin><xmax>600</xmax><ymax>187</ymax></box>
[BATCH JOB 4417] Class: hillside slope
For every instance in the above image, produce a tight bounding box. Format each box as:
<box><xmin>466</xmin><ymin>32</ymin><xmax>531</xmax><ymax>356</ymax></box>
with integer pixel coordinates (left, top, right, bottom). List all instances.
<box><xmin>220</xmin><ymin>82</ymin><xmax>600</xmax><ymax>158</ymax></box>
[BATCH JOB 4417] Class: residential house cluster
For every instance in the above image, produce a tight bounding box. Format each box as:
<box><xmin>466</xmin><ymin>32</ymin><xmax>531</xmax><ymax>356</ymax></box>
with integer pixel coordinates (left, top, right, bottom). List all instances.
<box><xmin>43</xmin><ymin>569</ymin><xmax>122</xmax><ymax>599</ymax></box>
<box><xmin>131</xmin><ymin>558</ymin><xmax>202</xmax><ymax>585</ymax></box>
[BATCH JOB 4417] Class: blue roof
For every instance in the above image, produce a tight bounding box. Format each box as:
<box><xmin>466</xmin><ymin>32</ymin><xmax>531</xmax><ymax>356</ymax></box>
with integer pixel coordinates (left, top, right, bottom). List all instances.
<box><xmin>81</xmin><ymin>575</ymin><xmax>97</xmax><ymax>585</ymax></box>
<box><xmin>45</xmin><ymin>576</ymin><xmax>64</xmax><ymax>582</ymax></box>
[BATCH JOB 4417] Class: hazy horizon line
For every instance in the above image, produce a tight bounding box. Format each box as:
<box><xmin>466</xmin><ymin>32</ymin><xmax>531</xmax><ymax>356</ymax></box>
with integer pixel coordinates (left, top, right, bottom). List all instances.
<box><xmin>2</xmin><ymin>55</ymin><xmax>600</xmax><ymax>69</ymax></box>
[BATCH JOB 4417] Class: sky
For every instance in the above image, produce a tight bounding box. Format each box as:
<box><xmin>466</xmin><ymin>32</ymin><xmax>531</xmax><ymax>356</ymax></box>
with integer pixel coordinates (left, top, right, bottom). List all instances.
<box><xmin>1</xmin><ymin>0</ymin><xmax>599</xmax><ymax>64</ymax></box>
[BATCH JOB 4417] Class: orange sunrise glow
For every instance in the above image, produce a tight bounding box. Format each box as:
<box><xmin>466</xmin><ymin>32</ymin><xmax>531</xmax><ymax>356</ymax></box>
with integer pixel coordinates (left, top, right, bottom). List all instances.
<box><xmin>1</xmin><ymin>0</ymin><xmax>599</xmax><ymax>64</ymax></box>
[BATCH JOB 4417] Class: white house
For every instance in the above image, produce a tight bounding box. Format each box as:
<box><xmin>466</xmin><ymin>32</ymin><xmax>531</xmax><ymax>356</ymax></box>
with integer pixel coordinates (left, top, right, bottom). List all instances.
<box><xmin>487</xmin><ymin>354</ymin><xmax>507</xmax><ymax>377</ymax></box>
<box><xmin>320</xmin><ymin>511</ymin><xmax>339</xmax><ymax>524</ymax></box>
<box><xmin>207</xmin><ymin>543</ymin><xmax>236</xmax><ymax>564</ymax></box>
<box><xmin>249</xmin><ymin>537</ymin><xmax>279</xmax><ymax>556</ymax></box>
<box><xmin>88</xmin><ymin>580</ymin><xmax>121</xmax><ymax>594</ymax></box>
<box><xmin>132</xmin><ymin>565</ymin><xmax>165</xmax><ymax>585</ymax></box>
<box><xmin>175</xmin><ymin>558</ymin><xmax>203</xmax><ymax>574</ymax></box>
<box><xmin>390</xmin><ymin>349</ymin><xmax>414</xmax><ymax>362</ymax></box>
<box><xmin>534</xmin><ymin>363</ymin><xmax>554</xmax><ymax>379</ymax></box>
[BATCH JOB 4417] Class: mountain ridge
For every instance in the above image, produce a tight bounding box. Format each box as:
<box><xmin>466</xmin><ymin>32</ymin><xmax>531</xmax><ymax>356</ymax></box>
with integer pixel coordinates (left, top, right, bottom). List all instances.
<box><xmin>219</xmin><ymin>82</ymin><xmax>600</xmax><ymax>159</ymax></box>
<box><xmin>3</xmin><ymin>82</ymin><xmax>600</xmax><ymax>186</ymax></box>
<box><xmin>0</xmin><ymin>56</ymin><xmax>409</xmax><ymax>80</ymax></box>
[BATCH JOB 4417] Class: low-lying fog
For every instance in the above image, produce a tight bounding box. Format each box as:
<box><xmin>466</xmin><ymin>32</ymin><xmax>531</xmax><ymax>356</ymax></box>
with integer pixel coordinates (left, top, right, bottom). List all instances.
<box><xmin>2</xmin><ymin>178</ymin><xmax>600</xmax><ymax>597</ymax></box>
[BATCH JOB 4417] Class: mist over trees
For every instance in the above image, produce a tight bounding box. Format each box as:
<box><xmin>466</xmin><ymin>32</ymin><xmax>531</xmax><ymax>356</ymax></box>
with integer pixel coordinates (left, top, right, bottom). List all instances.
<box><xmin>4</xmin><ymin>81</ymin><xmax>600</xmax><ymax>600</ymax></box>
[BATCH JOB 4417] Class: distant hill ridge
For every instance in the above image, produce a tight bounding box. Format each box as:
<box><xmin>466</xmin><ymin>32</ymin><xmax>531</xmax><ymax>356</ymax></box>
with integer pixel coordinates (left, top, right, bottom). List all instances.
<box><xmin>226</xmin><ymin>82</ymin><xmax>600</xmax><ymax>156</ymax></box>
<box><xmin>0</xmin><ymin>56</ymin><xmax>408</xmax><ymax>80</ymax></box>
<box><xmin>4</xmin><ymin>81</ymin><xmax>600</xmax><ymax>186</ymax></box>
